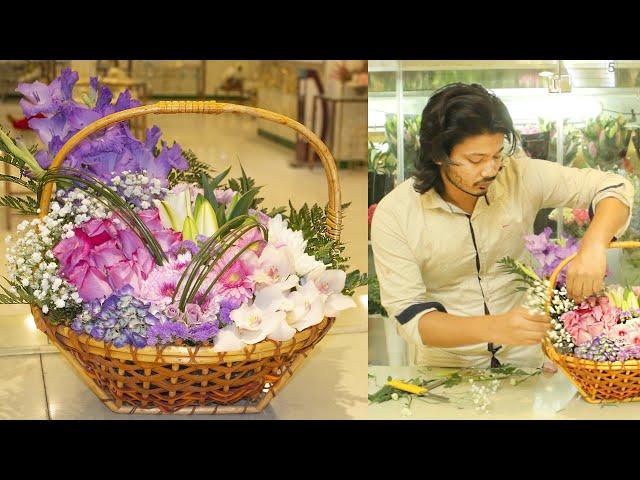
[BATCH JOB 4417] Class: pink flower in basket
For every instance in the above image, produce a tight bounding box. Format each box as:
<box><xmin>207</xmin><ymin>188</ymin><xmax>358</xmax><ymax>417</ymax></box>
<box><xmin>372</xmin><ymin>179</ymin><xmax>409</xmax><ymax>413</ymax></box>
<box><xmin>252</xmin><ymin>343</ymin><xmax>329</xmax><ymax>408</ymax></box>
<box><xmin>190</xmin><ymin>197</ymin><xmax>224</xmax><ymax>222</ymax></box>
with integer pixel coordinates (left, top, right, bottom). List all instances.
<box><xmin>53</xmin><ymin>211</ymin><xmax>182</xmax><ymax>302</ymax></box>
<box><xmin>561</xmin><ymin>295</ymin><xmax>620</xmax><ymax>346</ymax></box>
<box><xmin>610</xmin><ymin>322</ymin><xmax>640</xmax><ymax>346</ymax></box>
<box><xmin>572</xmin><ymin>208</ymin><xmax>590</xmax><ymax>226</ymax></box>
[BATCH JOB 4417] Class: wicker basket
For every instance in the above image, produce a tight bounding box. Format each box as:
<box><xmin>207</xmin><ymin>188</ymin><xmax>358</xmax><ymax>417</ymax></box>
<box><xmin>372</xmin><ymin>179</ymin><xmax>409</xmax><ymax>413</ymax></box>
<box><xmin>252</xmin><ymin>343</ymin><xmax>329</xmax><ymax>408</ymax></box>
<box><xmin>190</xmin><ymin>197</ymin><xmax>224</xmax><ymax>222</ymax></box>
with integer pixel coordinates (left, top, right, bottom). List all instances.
<box><xmin>542</xmin><ymin>241</ymin><xmax>640</xmax><ymax>403</ymax></box>
<box><xmin>32</xmin><ymin>101</ymin><xmax>343</xmax><ymax>414</ymax></box>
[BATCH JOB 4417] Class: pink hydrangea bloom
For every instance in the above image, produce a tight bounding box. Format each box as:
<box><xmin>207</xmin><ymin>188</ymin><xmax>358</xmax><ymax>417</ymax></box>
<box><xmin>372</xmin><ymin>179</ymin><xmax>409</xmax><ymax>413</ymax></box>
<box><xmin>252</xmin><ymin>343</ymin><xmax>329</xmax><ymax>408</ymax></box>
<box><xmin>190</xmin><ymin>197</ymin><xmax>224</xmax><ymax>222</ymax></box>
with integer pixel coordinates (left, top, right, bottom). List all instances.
<box><xmin>53</xmin><ymin>211</ymin><xmax>181</xmax><ymax>302</ymax></box>
<box><xmin>561</xmin><ymin>295</ymin><xmax>620</xmax><ymax>346</ymax></box>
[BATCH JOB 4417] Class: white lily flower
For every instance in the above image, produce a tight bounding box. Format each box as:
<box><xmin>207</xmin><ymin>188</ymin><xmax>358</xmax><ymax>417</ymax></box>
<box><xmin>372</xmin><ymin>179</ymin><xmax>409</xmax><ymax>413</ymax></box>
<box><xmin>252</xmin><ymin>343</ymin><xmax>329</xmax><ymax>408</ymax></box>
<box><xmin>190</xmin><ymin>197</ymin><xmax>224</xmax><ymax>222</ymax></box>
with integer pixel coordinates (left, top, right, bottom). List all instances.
<box><xmin>308</xmin><ymin>269</ymin><xmax>346</xmax><ymax>294</ymax></box>
<box><xmin>324</xmin><ymin>292</ymin><xmax>356</xmax><ymax>317</ymax></box>
<box><xmin>194</xmin><ymin>195</ymin><xmax>219</xmax><ymax>237</ymax></box>
<box><xmin>254</xmin><ymin>283</ymin><xmax>296</xmax><ymax>311</ymax></box>
<box><xmin>153</xmin><ymin>188</ymin><xmax>192</xmax><ymax>231</ymax></box>
<box><xmin>182</xmin><ymin>216</ymin><xmax>199</xmax><ymax>242</ymax></box>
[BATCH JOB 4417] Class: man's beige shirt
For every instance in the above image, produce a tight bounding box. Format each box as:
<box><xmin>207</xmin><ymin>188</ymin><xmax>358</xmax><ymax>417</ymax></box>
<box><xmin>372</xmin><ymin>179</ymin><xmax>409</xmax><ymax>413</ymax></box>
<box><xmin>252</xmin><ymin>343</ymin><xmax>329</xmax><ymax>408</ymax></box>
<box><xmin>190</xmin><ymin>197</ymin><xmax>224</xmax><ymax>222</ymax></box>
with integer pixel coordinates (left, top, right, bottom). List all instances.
<box><xmin>371</xmin><ymin>154</ymin><xmax>634</xmax><ymax>368</ymax></box>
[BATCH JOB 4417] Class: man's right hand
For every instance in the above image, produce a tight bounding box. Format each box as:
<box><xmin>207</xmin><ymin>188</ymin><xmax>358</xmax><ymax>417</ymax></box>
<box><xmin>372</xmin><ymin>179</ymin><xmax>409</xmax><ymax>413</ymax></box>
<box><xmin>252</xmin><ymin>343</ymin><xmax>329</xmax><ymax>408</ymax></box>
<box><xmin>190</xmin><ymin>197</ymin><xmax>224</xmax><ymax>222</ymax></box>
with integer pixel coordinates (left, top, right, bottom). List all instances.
<box><xmin>488</xmin><ymin>307</ymin><xmax>551</xmax><ymax>345</ymax></box>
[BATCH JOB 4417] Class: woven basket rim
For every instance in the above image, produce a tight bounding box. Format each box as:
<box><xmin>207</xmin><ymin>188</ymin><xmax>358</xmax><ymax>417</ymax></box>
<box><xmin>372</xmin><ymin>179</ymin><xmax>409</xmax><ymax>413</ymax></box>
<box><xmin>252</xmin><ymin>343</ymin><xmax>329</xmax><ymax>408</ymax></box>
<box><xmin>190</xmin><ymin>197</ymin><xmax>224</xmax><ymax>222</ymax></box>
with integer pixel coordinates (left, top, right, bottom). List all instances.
<box><xmin>32</xmin><ymin>305</ymin><xmax>332</xmax><ymax>363</ymax></box>
<box><xmin>543</xmin><ymin>338</ymin><xmax>640</xmax><ymax>370</ymax></box>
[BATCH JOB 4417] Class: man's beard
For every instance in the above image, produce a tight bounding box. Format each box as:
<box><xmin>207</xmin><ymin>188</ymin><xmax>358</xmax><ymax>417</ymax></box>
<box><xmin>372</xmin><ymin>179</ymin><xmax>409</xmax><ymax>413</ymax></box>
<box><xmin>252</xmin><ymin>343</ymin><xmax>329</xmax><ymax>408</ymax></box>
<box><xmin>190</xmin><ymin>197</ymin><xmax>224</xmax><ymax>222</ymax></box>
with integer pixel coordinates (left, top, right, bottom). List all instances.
<box><xmin>443</xmin><ymin>167</ymin><xmax>486</xmax><ymax>198</ymax></box>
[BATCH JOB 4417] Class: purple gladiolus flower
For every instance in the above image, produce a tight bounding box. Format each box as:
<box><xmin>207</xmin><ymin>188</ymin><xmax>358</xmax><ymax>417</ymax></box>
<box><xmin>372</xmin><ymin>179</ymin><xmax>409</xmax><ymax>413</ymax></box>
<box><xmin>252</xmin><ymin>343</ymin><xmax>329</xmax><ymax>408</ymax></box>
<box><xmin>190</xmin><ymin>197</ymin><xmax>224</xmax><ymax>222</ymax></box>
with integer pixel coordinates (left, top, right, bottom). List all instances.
<box><xmin>144</xmin><ymin>126</ymin><xmax>162</xmax><ymax>150</ymax></box>
<box><xmin>18</xmin><ymin>70</ymin><xmax>186</xmax><ymax>185</ymax></box>
<box><xmin>523</xmin><ymin>227</ymin><xmax>580</xmax><ymax>285</ymax></box>
<box><xmin>17</xmin><ymin>68</ymin><xmax>78</xmax><ymax>117</ymax></box>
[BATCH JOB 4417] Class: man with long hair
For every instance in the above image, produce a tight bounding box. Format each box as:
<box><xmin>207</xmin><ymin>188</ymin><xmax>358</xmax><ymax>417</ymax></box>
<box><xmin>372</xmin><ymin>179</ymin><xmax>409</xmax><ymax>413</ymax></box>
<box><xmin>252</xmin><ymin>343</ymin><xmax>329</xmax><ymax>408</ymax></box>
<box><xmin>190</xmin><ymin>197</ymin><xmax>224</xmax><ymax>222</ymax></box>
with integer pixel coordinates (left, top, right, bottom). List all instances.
<box><xmin>371</xmin><ymin>83</ymin><xmax>634</xmax><ymax>367</ymax></box>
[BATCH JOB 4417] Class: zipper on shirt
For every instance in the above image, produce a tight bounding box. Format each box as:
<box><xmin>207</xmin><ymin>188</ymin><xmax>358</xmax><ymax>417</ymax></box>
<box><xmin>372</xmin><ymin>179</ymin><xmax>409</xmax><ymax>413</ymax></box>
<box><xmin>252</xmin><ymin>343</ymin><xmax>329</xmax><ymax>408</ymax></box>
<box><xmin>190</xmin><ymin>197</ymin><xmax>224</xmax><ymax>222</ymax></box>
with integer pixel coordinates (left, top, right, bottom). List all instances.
<box><xmin>466</xmin><ymin>214</ymin><xmax>502</xmax><ymax>367</ymax></box>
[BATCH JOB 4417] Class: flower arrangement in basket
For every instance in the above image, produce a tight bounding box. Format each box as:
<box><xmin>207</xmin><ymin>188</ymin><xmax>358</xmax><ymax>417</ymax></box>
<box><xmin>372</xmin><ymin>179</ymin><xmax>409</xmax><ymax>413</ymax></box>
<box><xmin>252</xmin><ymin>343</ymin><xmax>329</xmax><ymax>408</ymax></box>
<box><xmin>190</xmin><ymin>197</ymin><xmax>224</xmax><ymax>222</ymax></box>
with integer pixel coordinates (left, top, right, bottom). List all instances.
<box><xmin>0</xmin><ymin>69</ymin><xmax>367</xmax><ymax>414</ymax></box>
<box><xmin>500</xmin><ymin>228</ymin><xmax>640</xmax><ymax>403</ymax></box>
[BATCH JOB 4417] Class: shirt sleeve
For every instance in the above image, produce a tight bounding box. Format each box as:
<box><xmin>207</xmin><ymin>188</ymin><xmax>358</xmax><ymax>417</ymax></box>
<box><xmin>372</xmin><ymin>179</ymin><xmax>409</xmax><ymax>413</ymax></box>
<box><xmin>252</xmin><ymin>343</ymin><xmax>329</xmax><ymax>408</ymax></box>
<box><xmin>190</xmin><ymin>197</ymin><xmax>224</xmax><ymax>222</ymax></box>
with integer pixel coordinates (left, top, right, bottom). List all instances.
<box><xmin>370</xmin><ymin>197</ymin><xmax>446</xmax><ymax>346</ymax></box>
<box><xmin>517</xmin><ymin>156</ymin><xmax>634</xmax><ymax>239</ymax></box>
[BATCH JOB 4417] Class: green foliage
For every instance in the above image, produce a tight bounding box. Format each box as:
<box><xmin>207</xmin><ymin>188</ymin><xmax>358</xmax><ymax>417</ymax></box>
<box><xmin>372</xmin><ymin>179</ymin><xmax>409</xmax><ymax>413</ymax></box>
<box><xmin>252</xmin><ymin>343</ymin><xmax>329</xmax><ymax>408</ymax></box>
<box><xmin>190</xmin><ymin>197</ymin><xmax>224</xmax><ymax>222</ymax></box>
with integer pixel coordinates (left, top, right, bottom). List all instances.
<box><xmin>167</xmin><ymin>149</ymin><xmax>215</xmax><ymax>187</ymax></box>
<box><xmin>227</xmin><ymin>164</ymin><xmax>264</xmax><ymax>210</ymax></box>
<box><xmin>368</xmin><ymin>365</ymin><xmax>542</xmax><ymax>405</ymax></box>
<box><xmin>0</xmin><ymin>277</ymin><xmax>34</xmax><ymax>304</ymax></box>
<box><xmin>284</xmin><ymin>201</ymin><xmax>368</xmax><ymax>295</ymax></box>
<box><xmin>0</xmin><ymin>195</ymin><xmax>38</xmax><ymax>215</ymax></box>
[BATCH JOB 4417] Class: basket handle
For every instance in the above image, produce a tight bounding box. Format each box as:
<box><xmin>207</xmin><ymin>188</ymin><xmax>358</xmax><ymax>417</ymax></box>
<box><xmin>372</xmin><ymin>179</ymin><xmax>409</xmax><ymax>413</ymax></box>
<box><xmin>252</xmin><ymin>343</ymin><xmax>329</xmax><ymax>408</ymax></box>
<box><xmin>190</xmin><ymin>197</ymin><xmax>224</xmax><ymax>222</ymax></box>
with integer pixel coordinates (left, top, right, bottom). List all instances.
<box><xmin>38</xmin><ymin>101</ymin><xmax>342</xmax><ymax>240</ymax></box>
<box><xmin>543</xmin><ymin>240</ymin><xmax>640</xmax><ymax>316</ymax></box>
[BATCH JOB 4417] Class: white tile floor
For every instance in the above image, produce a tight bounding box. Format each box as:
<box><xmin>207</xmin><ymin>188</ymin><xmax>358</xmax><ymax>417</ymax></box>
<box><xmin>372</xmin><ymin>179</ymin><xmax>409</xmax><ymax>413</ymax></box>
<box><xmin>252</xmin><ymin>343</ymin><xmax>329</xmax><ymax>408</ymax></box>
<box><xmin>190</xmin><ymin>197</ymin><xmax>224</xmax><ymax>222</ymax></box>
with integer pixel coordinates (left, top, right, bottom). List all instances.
<box><xmin>0</xmin><ymin>99</ymin><xmax>368</xmax><ymax>419</ymax></box>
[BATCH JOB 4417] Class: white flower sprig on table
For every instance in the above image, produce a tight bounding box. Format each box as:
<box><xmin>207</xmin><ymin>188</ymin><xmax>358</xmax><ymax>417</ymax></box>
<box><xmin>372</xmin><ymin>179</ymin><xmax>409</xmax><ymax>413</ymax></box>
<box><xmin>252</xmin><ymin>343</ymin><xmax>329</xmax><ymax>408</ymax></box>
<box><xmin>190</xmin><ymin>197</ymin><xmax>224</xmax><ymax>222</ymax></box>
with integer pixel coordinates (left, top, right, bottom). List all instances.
<box><xmin>469</xmin><ymin>378</ymin><xmax>500</xmax><ymax>412</ymax></box>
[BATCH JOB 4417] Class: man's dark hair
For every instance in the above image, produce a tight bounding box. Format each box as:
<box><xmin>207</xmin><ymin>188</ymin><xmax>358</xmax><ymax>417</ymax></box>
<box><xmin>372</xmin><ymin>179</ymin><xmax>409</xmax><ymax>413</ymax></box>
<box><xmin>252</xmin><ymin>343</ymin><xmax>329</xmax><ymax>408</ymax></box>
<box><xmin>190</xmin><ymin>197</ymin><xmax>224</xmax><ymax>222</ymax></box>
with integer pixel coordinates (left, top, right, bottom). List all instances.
<box><xmin>413</xmin><ymin>83</ymin><xmax>519</xmax><ymax>195</ymax></box>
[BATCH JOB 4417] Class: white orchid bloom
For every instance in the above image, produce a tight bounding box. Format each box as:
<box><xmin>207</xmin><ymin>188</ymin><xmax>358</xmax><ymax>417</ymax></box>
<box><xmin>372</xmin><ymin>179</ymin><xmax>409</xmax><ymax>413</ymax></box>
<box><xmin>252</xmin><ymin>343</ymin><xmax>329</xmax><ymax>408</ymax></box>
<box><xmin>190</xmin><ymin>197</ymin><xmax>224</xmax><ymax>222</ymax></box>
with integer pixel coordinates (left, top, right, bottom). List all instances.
<box><xmin>254</xmin><ymin>283</ymin><xmax>295</xmax><ymax>311</ymax></box>
<box><xmin>267</xmin><ymin>214</ymin><xmax>307</xmax><ymax>255</ymax></box>
<box><xmin>154</xmin><ymin>188</ymin><xmax>192</xmax><ymax>232</ymax></box>
<box><xmin>230</xmin><ymin>303</ymin><xmax>284</xmax><ymax>344</ymax></box>
<box><xmin>213</xmin><ymin>325</ymin><xmax>246</xmax><ymax>352</ymax></box>
<box><xmin>286</xmin><ymin>280</ymin><xmax>325</xmax><ymax>331</ymax></box>
<box><xmin>252</xmin><ymin>244</ymin><xmax>296</xmax><ymax>287</ymax></box>
<box><xmin>308</xmin><ymin>268</ymin><xmax>356</xmax><ymax>317</ymax></box>
<box><xmin>252</xmin><ymin>285</ymin><xmax>297</xmax><ymax>341</ymax></box>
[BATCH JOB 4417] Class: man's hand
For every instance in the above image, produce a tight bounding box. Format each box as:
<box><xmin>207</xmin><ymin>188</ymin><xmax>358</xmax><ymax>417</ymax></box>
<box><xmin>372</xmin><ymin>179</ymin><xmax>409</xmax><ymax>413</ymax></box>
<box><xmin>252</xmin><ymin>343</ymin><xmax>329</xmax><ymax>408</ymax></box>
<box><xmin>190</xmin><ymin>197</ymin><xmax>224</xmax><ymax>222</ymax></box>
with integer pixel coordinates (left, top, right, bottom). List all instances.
<box><xmin>489</xmin><ymin>307</ymin><xmax>551</xmax><ymax>345</ymax></box>
<box><xmin>566</xmin><ymin>242</ymin><xmax>607</xmax><ymax>302</ymax></box>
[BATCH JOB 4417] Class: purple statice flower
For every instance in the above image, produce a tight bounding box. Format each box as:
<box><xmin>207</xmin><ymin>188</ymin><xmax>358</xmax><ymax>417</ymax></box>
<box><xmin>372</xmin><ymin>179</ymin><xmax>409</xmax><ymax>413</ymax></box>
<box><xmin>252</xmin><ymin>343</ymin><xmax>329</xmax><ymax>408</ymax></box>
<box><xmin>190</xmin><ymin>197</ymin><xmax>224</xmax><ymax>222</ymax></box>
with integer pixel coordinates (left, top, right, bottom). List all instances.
<box><xmin>188</xmin><ymin>321</ymin><xmax>219</xmax><ymax>342</ymax></box>
<box><xmin>617</xmin><ymin>344</ymin><xmax>640</xmax><ymax>362</ymax></box>
<box><xmin>218</xmin><ymin>297</ymin><xmax>243</xmax><ymax>325</ymax></box>
<box><xmin>146</xmin><ymin>320</ymin><xmax>188</xmax><ymax>346</ymax></box>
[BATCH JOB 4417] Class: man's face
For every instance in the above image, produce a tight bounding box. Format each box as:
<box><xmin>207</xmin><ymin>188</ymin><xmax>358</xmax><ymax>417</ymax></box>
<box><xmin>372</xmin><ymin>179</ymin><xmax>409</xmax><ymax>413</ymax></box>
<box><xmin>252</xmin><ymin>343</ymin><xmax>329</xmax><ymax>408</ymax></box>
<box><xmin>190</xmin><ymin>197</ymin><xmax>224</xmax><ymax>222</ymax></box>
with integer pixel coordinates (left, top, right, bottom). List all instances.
<box><xmin>440</xmin><ymin>132</ymin><xmax>505</xmax><ymax>197</ymax></box>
